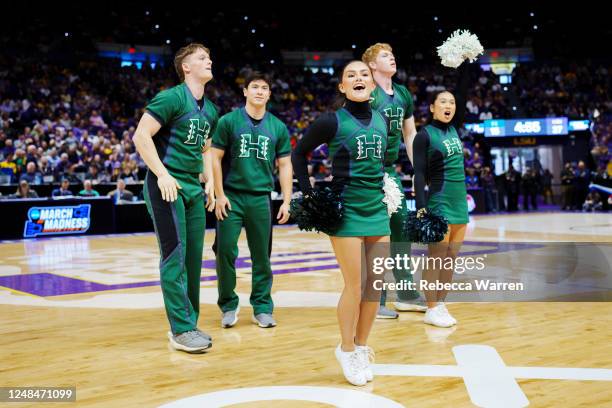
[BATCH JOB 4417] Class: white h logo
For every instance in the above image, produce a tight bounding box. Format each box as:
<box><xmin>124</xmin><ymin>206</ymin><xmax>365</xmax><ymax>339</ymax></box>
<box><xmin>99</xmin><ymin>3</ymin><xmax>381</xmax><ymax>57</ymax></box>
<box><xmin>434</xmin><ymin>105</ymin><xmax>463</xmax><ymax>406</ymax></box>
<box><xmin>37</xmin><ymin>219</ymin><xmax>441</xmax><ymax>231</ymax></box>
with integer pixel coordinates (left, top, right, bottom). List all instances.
<box><xmin>443</xmin><ymin>138</ymin><xmax>463</xmax><ymax>156</ymax></box>
<box><xmin>184</xmin><ymin>118</ymin><xmax>210</xmax><ymax>146</ymax></box>
<box><xmin>239</xmin><ymin>134</ymin><xmax>270</xmax><ymax>160</ymax></box>
<box><xmin>356</xmin><ymin>134</ymin><xmax>383</xmax><ymax>160</ymax></box>
<box><xmin>384</xmin><ymin>107</ymin><xmax>404</xmax><ymax>131</ymax></box>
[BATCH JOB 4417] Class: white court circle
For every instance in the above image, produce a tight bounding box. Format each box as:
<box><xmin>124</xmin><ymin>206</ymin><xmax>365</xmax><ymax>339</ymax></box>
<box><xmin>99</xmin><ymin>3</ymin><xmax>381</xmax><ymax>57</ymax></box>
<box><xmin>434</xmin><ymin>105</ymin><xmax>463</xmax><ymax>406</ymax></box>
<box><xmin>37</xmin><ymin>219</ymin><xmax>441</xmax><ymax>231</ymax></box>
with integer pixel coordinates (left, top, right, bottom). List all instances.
<box><xmin>158</xmin><ymin>385</ymin><xmax>405</xmax><ymax>408</ymax></box>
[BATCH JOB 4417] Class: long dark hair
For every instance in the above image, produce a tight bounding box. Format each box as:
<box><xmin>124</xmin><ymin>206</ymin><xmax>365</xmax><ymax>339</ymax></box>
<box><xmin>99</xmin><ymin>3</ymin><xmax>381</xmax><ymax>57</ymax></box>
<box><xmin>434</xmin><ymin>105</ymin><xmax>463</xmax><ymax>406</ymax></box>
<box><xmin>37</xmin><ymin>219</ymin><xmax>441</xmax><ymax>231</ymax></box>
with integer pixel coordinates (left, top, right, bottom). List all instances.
<box><xmin>332</xmin><ymin>60</ymin><xmax>372</xmax><ymax>110</ymax></box>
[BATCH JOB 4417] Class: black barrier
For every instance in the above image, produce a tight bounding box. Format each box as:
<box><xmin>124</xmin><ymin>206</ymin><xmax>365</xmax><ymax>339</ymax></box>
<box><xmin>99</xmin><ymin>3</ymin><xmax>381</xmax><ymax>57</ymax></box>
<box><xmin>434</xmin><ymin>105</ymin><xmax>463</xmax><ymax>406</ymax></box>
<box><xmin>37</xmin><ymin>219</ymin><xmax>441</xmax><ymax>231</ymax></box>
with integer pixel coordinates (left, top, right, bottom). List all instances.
<box><xmin>0</xmin><ymin>181</ymin><xmax>485</xmax><ymax>240</ymax></box>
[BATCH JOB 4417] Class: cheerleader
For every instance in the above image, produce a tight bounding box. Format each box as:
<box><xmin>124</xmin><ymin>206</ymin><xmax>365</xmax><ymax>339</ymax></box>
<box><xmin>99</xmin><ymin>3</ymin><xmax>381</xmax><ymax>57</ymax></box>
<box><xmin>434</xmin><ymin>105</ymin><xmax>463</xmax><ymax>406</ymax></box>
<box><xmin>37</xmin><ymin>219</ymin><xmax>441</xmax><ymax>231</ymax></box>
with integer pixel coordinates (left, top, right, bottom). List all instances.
<box><xmin>292</xmin><ymin>60</ymin><xmax>389</xmax><ymax>386</ymax></box>
<box><xmin>412</xmin><ymin>63</ymin><xmax>470</xmax><ymax>328</ymax></box>
<box><xmin>362</xmin><ymin>42</ymin><xmax>427</xmax><ymax>318</ymax></box>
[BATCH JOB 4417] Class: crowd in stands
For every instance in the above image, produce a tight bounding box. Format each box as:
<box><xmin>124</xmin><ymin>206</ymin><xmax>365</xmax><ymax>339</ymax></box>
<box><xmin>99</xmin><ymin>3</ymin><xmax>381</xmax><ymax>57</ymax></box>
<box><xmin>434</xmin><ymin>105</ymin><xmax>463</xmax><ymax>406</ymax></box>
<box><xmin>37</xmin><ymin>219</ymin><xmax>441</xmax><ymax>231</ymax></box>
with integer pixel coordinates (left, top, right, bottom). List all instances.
<box><xmin>514</xmin><ymin>63</ymin><xmax>611</xmax><ymax>119</ymax></box>
<box><xmin>0</xmin><ymin>56</ymin><xmax>610</xmax><ymax>211</ymax></box>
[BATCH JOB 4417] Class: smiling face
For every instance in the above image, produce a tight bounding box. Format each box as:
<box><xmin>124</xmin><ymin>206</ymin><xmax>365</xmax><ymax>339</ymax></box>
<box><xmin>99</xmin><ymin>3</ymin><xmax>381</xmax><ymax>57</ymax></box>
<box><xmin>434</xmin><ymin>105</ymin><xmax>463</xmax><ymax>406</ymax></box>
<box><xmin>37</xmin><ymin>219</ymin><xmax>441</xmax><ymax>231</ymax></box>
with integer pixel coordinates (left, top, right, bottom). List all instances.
<box><xmin>243</xmin><ymin>79</ymin><xmax>271</xmax><ymax>108</ymax></box>
<box><xmin>338</xmin><ymin>61</ymin><xmax>375</xmax><ymax>102</ymax></box>
<box><xmin>182</xmin><ymin>48</ymin><xmax>213</xmax><ymax>83</ymax></box>
<box><xmin>430</xmin><ymin>91</ymin><xmax>456</xmax><ymax>123</ymax></box>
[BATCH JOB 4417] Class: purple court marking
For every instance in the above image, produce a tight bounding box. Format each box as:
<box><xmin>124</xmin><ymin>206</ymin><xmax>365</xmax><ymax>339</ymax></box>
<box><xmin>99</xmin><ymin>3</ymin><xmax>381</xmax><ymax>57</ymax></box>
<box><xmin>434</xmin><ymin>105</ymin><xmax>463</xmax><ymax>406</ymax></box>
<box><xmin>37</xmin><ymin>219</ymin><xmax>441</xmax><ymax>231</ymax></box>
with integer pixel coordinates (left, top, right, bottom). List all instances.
<box><xmin>0</xmin><ymin>273</ymin><xmax>110</xmax><ymax>297</ymax></box>
<box><xmin>0</xmin><ymin>243</ymin><xmax>544</xmax><ymax>297</ymax></box>
<box><xmin>202</xmin><ymin>251</ymin><xmax>329</xmax><ymax>269</ymax></box>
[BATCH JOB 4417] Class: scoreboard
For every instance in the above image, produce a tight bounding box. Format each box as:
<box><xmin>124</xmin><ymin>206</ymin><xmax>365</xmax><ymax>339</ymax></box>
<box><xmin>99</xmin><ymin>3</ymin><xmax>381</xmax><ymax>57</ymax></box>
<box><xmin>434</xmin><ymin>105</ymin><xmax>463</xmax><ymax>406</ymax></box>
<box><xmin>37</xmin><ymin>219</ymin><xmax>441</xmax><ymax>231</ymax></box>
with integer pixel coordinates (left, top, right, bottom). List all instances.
<box><xmin>484</xmin><ymin>118</ymin><xmax>568</xmax><ymax>137</ymax></box>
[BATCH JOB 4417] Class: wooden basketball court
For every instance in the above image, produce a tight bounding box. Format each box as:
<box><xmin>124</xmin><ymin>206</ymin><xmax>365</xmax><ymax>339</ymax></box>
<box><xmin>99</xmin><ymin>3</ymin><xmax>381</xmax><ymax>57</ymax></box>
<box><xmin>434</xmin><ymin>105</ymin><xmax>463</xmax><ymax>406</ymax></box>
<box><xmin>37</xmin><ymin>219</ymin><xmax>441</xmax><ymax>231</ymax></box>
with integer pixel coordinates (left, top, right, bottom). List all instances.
<box><xmin>1</xmin><ymin>212</ymin><xmax>611</xmax><ymax>407</ymax></box>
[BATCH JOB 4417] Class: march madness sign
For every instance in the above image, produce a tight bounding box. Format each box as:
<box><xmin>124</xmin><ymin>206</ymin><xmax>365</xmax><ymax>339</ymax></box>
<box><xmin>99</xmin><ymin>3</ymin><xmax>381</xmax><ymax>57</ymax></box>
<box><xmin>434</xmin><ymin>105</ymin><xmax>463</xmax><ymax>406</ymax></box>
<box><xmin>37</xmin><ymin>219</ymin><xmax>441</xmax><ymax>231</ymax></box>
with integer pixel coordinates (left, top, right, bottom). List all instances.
<box><xmin>23</xmin><ymin>204</ymin><xmax>91</xmax><ymax>238</ymax></box>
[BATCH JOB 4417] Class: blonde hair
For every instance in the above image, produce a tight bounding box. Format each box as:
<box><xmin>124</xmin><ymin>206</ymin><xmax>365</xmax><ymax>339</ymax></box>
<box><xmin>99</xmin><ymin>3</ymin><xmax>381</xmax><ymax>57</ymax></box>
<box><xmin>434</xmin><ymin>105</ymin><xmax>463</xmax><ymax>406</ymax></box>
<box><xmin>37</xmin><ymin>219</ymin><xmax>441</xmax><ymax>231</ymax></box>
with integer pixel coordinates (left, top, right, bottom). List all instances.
<box><xmin>174</xmin><ymin>43</ymin><xmax>210</xmax><ymax>81</ymax></box>
<box><xmin>361</xmin><ymin>43</ymin><xmax>393</xmax><ymax>67</ymax></box>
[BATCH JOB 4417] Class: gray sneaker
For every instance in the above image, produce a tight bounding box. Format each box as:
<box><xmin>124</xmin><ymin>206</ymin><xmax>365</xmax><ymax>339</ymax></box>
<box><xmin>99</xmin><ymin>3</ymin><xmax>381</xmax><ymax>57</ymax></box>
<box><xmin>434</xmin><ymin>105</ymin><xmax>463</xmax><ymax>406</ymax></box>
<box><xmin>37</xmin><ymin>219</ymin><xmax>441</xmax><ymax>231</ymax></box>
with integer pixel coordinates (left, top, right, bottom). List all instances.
<box><xmin>252</xmin><ymin>313</ymin><xmax>276</xmax><ymax>328</ymax></box>
<box><xmin>167</xmin><ymin>330</ymin><xmax>211</xmax><ymax>353</ymax></box>
<box><xmin>394</xmin><ymin>297</ymin><xmax>428</xmax><ymax>312</ymax></box>
<box><xmin>376</xmin><ymin>305</ymin><xmax>399</xmax><ymax>319</ymax></box>
<box><xmin>221</xmin><ymin>306</ymin><xmax>240</xmax><ymax>328</ymax></box>
<box><xmin>195</xmin><ymin>328</ymin><xmax>212</xmax><ymax>341</ymax></box>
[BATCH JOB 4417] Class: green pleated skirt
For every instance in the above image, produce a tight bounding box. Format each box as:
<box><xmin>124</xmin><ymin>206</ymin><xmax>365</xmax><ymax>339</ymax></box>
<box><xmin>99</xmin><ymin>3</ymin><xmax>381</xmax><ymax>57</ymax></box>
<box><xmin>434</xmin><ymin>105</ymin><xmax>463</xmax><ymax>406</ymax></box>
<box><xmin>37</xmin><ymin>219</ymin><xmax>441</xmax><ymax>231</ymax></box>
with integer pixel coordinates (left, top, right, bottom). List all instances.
<box><xmin>331</xmin><ymin>180</ymin><xmax>391</xmax><ymax>237</ymax></box>
<box><xmin>427</xmin><ymin>180</ymin><xmax>469</xmax><ymax>224</ymax></box>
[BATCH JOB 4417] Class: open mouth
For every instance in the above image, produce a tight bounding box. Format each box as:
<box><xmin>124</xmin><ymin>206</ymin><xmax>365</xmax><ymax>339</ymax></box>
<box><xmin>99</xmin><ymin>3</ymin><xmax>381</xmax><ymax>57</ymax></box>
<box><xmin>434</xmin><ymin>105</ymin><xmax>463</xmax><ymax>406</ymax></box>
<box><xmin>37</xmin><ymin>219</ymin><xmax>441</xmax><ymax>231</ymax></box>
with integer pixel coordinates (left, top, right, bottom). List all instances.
<box><xmin>353</xmin><ymin>84</ymin><xmax>366</xmax><ymax>91</ymax></box>
<box><xmin>444</xmin><ymin>111</ymin><xmax>452</xmax><ymax>118</ymax></box>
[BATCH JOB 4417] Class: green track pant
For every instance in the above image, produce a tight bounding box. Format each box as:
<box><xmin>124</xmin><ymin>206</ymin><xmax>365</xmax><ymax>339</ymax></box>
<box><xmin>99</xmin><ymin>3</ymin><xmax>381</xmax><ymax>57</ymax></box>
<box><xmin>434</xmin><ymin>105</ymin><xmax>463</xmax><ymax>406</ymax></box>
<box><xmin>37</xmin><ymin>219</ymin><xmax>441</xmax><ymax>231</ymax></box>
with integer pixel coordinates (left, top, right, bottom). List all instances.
<box><xmin>381</xmin><ymin>168</ymin><xmax>419</xmax><ymax>305</ymax></box>
<box><xmin>213</xmin><ymin>189</ymin><xmax>273</xmax><ymax>315</ymax></box>
<box><xmin>144</xmin><ymin>169</ymin><xmax>205</xmax><ymax>335</ymax></box>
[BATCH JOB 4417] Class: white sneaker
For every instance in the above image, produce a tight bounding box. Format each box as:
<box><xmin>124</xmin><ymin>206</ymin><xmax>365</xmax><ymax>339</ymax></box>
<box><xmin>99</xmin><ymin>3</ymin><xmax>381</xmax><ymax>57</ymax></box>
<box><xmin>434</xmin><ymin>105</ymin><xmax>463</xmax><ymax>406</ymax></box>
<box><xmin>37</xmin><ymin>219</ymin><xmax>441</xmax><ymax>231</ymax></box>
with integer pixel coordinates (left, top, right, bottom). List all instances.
<box><xmin>356</xmin><ymin>345</ymin><xmax>375</xmax><ymax>382</ymax></box>
<box><xmin>424</xmin><ymin>305</ymin><xmax>454</xmax><ymax>328</ymax></box>
<box><xmin>439</xmin><ymin>303</ymin><xmax>457</xmax><ymax>325</ymax></box>
<box><xmin>394</xmin><ymin>299</ymin><xmax>427</xmax><ymax>312</ymax></box>
<box><xmin>335</xmin><ymin>345</ymin><xmax>367</xmax><ymax>386</ymax></box>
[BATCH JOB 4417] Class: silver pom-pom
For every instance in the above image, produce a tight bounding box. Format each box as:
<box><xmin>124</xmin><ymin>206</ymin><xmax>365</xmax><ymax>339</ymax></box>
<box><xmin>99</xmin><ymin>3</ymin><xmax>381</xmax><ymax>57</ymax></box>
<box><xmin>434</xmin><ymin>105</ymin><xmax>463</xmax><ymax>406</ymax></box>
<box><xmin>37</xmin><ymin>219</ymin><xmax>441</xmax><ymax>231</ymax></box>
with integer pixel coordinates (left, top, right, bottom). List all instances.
<box><xmin>382</xmin><ymin>173</ymin><xmax>403</xmax><ymax>216</ymax></box>
<box><xmin>437</xmin><ymin>29</ymin><xmax>484</xmax><ymax>68</ymax></box>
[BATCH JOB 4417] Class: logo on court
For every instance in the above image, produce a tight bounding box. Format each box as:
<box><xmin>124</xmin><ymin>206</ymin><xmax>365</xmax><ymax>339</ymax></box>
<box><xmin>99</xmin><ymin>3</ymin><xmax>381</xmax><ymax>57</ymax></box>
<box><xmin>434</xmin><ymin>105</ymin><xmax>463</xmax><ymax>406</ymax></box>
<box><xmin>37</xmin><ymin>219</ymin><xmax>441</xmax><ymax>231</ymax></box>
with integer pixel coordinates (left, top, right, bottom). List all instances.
<box><xmin>383</xmin><ymin>106</ymin><xmax>404</xmax><ymax>131</ymax></box>
<box><xmin>442</xmin><ymin>137</ymin><xmax>463</xmax><ymax>156</ymax></box>
<box><xmin>184</xmin><ymin>118</ymin><xmax>210</xmax><ymax>147</ymax></box>
<box><xmin>239</xmin><ymin>134</ymin><xmax>270</xmax><ymax>160</ymax></box>
<box><xmin>356</xmin><ymin>134</ymin><xmax>383</xmax><ymax>160</ymax></box>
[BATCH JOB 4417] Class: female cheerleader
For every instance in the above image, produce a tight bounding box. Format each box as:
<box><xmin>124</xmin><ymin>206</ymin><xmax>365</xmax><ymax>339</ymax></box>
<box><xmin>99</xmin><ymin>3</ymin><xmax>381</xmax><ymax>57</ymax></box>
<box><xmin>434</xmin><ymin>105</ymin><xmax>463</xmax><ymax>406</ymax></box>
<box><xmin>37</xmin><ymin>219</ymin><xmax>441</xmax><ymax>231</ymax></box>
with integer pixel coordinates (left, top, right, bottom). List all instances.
<box><xmin>292</xmin><ymin>60</ymin><xmax>390</xmax><ymax>386</ymax></box>
<box><xmin>412</xmin><ymin>64</ymin><xmax>470</xmax><ymax>328</ymax></box>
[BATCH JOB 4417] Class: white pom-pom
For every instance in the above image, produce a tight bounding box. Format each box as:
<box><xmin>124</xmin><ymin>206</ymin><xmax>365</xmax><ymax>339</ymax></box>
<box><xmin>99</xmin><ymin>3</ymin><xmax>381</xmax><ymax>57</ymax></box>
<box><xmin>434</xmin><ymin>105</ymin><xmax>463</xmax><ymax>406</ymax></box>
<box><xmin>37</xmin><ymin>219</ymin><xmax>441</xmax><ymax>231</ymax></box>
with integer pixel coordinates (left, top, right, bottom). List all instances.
<box><xmin>382</xmin><ymin>173</ymin><xmax>403</xmax><ymax>216</ymax></box>
<box><xmin>437</xmin><ymin>29</ymin><xmax>484</xmax><ymax>68</ymax></box>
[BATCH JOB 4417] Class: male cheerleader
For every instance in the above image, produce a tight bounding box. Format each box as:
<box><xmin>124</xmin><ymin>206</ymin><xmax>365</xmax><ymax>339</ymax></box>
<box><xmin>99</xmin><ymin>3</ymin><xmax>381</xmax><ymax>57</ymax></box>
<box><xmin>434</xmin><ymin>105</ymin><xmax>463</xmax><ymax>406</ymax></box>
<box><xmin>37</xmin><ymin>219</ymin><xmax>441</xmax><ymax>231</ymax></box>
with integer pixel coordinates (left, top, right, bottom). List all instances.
<box><xmin>133</xmin><ymin>43</ymin><xmax>218</xmax><ymax>353</ymax></box>
<box><xmin>362</xmin><ymin>43</ymin><xmax>427</xmax><ymax>318</ymax></box>
<box><xmin>211</xmin><ymin>72</ymin><xmax>293</xmax><ymax>328</ymax></box>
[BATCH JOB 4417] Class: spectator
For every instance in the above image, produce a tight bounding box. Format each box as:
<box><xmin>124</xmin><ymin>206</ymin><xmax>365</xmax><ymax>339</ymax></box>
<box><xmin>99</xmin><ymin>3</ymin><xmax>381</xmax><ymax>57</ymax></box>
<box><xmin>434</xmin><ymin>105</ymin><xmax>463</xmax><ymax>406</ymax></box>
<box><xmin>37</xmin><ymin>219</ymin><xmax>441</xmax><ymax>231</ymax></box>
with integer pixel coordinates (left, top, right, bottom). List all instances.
<box><xmin>78</xmin><ymin>180</ymin><xmax>100</xmax><ymax>197</ymax></box>
<box><xmin>541</xmin><ymin>169</ymin><xmax>554</xmax><ymax>205</ymax></box>
<box><xmin>504</xmin><ymin>165</ymin><xmax>520</xmax><ymax>212</ymax></box>
<box><xmin>19</xmin><ymin>162</ymin><xmax>42</xmax><ymax>185</ymax></box>
<box><xmin>583</xmin><ymin>191</ymin><xmax>603</xmax><ymax>212</ymax></box>
<box><xmin>521</xmin><ymin>168</ymin><xmax>539</xmax><ymax>211</ymax></box>
<box><xmin>107</xmin><ymin>179</ymin><xmax>134</xmax><ymax>203</ymax></box>
<box><xmin>560</xmin><ymin>163</ymin><xmax>575</xmax><ymax>210</ymax></box>
<box><xmin>38</xmin><ymin>156</ymin><xmax>55</xmax><ymax>183</ymax></box>
<box><xmin>85</xmin><ymin>164</ymin><xmax>106</xmax><ymax>184</ymax></box>
<box><xmin>14</xmin><ymin>180</ymin><xmax>39</xmax><ymax>198</ymax></box>
<box><xmin>52</xmin><ymin>179</ymin><xmax>74</xmax><ymax>197</ymax></box>
<box><xmin>573</xmin><ymin>160</ymin><xmax>591</xmax><ymax>210</ymax></box>
<box><xmin>89</xmin><ymin>110</ymin><xmax>107</xmax><ymax>130</ymax></box>
<box><xmin>54</xmin><ymin>153</ymin><xmax>71</xmax><ymax>179</ymax></box>
<box><xmin>481</xmin><ymin>166</ymin><xmax>497</xmax><ymax>213</ymax></box>
<box><xmin>118</xmin><ymin>164</ymin><xmax>139</xmax><ymax>183</ymax></box>
<box><xmin>465</xmin><ymin>167</ymin><xmax>479</xmax><ymax>189</ymax></box>
<box><xmin>394</xmin><ymin>163</ymin><xmax>406</xmax><ymax>178</ymax></box>
<box><xmin>0</xmin><ymin>151</ymin><xmax>17</xmax><ymax>182</ymax></box>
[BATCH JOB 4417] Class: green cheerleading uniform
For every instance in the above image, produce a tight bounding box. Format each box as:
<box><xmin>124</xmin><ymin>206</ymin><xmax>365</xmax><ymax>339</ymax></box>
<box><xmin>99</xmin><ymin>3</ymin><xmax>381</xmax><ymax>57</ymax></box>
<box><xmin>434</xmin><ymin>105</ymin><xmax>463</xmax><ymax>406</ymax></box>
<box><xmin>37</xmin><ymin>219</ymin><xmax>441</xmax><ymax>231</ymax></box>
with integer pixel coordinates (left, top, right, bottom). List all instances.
<box><xmin>369</xmin><ymin>83</ymin><xmax>414</xmax><ymax>168</ymax></box>
<box><xmin>331</xmin><ymin>108</ymin><xmax>389</xmax><ymax>236</ymax></box>
<box><xmin>143</xmin><ymin>82</ymin><xmax>219</xmax><ymax>335</ymax></box>
<box><xmin>413</xmin><ymin>120</ymin><xmax>469</xmax><ymax>224</ymax></box>
<box><xmin>211</xmin><ymin>107</ymin><xmax>291</xmax><ymax>314</ymax></box>
<box><xmin>370</xmin><ymin>83</ymin><xmax>419</xmax><ymax>302</ymax></box>
<box><xmin>292</xmin><ymin>100</ymin><xmax>390</xmax><ymax>237</ymax></box>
